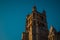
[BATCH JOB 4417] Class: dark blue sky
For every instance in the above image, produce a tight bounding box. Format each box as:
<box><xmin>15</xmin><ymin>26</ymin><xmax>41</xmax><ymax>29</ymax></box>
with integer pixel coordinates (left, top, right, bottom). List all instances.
<box><xmin>0</xmin><ymin>0</ymin><xmax>60</xmax><ymax>40</ymax></box>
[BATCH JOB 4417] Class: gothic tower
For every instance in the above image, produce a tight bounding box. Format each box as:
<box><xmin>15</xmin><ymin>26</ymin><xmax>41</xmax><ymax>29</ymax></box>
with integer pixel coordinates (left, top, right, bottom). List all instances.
<box><xmin>22</xmin><ymin>6</ymin><xmax>48</xmax><ymax>40</ymax></box>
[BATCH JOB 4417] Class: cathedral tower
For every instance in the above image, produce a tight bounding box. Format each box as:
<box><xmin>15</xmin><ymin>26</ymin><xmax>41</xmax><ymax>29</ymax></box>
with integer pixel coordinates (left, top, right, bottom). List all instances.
<box><xmin>22</xmin><ymin>6</ymin><xmax>48</xmax><ymax>40</ymax></box>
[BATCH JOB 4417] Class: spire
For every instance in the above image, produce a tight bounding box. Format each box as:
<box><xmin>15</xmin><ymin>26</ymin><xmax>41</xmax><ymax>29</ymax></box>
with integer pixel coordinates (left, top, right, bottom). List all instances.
<box><xmin>32</xmin><ymin>5</ymin><xmax>37</xmax><ymax>11</ymax></box>
<box><xmin>49</xmin><ymin>25</ymin><xmax>56</xmax><ymax>33</ymax></box>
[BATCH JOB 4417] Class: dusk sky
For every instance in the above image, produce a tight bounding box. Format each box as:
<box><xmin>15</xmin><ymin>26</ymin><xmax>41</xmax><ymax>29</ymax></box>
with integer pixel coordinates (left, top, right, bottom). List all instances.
<box><xmin>0</xmin><ymin>0</ymin><xmax>60</xmax><ymax>40</ymax></box>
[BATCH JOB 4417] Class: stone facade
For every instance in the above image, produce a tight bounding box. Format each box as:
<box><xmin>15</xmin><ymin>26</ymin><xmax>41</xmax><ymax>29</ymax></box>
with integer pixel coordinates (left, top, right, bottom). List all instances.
<box><xmin>57</xmin><ymin>32</ymin><xmax>60</xmax><ymax>40</ymax></box>
<box><xmin>22</xmin><ymin>6</ymin><xmax>60</xmax><ymax>40</ymax></box>
<box><xmin>48</xmin><ymin>26</ymin><xmax>60</xmax><ymax>40</ymax></box>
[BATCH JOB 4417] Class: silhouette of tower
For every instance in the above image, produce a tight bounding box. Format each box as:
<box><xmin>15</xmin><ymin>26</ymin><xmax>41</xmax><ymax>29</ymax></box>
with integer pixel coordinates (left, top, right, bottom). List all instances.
<box><xmin>22</xmin><ymin>6</ymin><xmax>48</xmax><ymax>40</ymax></box>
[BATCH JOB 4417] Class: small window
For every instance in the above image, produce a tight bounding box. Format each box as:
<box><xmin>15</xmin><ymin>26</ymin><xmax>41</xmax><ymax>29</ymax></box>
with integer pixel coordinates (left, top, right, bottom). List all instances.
<box><xmin>33</xmin><ymin>13</ymin><xmax>35</xmax><ymax>19</ymax></box>
<box><xmin>40</xmin><ymin>23</ymin><xmax>45</xmax><ymax>27</ymax></box>
<box><xmin>42</xmin><ymin>23</ymin><xmax>44</xmax><ymax>27</ymax></box>
<box><xmin>33</xmin><ymin>20</ymin><xmax>36</xmax><ymax>26</ymax></box>
<box><xmin>41</xmin><ymin>16</ymin><xmax>44</xmax><ymax>21</ymax></box>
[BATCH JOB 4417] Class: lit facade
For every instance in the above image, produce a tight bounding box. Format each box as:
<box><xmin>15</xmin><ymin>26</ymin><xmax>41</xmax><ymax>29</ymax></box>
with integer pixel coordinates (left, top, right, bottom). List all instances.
<box><xmin>21</xmin><ymin>6</ymin><xmax>60</xmax><ymax>40</ymax></box>
<box><xmin>48</xmin><ymin>26</ymin><xmax>60</xmax><ymax>40</ymax></box>
<box><xmin>22</xmin><ymin>6</ymin><xmax>48</xmax><ymax>40</ymax></box>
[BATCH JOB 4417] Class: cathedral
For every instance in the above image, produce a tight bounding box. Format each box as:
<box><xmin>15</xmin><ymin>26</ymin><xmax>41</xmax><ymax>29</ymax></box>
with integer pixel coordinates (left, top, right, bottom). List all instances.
<box><xmin>21</xmin><ymin>6</ymin><xmax>60</xmax><ymax>40</ymax></box>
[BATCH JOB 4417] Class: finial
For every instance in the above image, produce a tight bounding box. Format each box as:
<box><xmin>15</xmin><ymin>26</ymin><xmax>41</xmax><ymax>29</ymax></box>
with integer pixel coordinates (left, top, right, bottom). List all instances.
<box><xmin>32</xmin><ymin>5</ymin><xmax>37</xmax><ymax>11</ymax></box>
